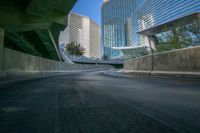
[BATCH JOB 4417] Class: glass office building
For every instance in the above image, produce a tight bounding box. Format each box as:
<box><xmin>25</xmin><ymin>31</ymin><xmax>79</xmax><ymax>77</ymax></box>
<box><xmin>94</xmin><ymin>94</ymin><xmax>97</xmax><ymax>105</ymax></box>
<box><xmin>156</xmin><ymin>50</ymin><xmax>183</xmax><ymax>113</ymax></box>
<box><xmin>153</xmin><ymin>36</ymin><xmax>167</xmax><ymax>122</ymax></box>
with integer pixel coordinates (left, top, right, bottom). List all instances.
<box><xmin>137</xmin><ymin>0</ymin><xmax>200</xmax><ymax>32</ymax></box>
<box><xmin>101</xmin><ymin>0</ymin><xmax>136</xmax><ymax>59</ymax></box>
<box><xmin>137</xmin><ymin>0</ymin><xmax>200</xmax><ymax>46</ymax></box>
<box><xmin>102</xmin><ymin>0</ymin><xmax>200</xmax><ymax>59</ymax></box>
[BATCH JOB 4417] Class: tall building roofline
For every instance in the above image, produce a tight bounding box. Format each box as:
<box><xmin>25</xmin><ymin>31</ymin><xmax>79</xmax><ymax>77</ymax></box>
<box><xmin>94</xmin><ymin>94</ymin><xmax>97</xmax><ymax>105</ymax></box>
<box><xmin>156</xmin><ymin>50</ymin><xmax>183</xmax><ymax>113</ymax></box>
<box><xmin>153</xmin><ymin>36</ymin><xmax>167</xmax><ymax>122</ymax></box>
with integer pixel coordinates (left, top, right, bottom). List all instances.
<box><xmin>69</xmin><ymin>12</ymin><xmax>100</xmax><ymax>27</ymax></box>
<box><xmin>103</xmin><ymin>0</ymin><xmax>110</xmax><ymax>4</ymax></box>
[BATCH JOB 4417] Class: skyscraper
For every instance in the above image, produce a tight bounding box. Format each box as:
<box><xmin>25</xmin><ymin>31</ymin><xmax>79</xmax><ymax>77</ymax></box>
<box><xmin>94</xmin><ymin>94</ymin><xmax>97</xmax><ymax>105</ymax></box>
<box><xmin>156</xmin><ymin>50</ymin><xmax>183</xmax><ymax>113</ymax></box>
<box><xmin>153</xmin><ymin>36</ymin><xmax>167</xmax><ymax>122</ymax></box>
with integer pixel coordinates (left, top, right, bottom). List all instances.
<box><xmin>137</xmin><ymin>0</ymin><xmax>200</xmax><ymax>32</ymax></box>
<box><xmin>101</xmin><ymin>0</ymin><xmax>136</xmax><ymax>59</ymax></box>
<box><xmin>62</xmin><ymin>12</ymin><xmax>101</xmax><ymax>59</ymax></box>
<box><xmin>101</xmin><ymin>0</ymin><xmax>200</xmax><ymax>59</ymax></box>
<box><xmin>136</xmin><ymin>0</ymin><xmax>200</xmax><ymax>50</ymax></box>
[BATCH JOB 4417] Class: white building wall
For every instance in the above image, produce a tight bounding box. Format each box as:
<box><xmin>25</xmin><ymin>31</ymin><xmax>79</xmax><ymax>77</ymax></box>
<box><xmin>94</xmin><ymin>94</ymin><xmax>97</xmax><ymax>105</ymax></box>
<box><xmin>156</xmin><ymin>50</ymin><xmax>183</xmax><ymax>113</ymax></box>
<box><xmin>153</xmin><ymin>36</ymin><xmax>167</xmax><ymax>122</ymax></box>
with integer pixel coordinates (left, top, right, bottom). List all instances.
<box><xmin>82</xmin><ymin>17</ymin><xmax>90</xmax><ymax>58</ymax></box>
<box><xmin>68</xmin><ymin>13</ymin><xmax>83</xmax><ymax>44</ymax></box>
<box><xmin>60</xmin><ymin>12</ymin><xmax>101</xmax><ymax>59</ymax></box>
<box><xmin>78</xmin><ymin>29</ymin><xmax>83</xmax><ymax>45</ymax></box>
<box><xmin>89</xmin><ymin>21</ymin><xmax>101</xmax><ymax>59</ymax></box>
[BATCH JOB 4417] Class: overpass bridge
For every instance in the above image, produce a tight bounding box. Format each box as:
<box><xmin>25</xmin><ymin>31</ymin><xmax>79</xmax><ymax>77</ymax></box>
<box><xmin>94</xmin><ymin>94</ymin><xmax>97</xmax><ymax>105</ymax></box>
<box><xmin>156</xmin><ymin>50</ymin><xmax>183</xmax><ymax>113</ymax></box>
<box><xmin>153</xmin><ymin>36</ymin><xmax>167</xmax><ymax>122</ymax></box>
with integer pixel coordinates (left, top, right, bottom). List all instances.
<box><xmin>0</xmin><ymin>0</ymin><xmax>77</xmax><ymax>61</ymax></box>
<box><xmin>0</xmin><ymin>0</ymin><xmax>84</xmax><ymax>76</ymax></box>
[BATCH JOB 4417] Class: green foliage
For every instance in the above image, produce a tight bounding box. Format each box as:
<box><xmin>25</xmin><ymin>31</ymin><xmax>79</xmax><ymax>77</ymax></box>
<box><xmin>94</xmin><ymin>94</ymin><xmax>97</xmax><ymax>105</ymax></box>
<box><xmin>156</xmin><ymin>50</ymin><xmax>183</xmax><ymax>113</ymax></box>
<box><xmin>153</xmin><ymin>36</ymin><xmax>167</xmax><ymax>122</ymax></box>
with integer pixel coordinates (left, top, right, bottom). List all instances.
<box><xmin>155</xmin><ymin>17</ymin><xmax>200</xmax><ymax>52</ymax></box>
<box><xmin>65</xmin><ymin>42</ymin><xmax>85</xmax><ymax>57</ymax></box>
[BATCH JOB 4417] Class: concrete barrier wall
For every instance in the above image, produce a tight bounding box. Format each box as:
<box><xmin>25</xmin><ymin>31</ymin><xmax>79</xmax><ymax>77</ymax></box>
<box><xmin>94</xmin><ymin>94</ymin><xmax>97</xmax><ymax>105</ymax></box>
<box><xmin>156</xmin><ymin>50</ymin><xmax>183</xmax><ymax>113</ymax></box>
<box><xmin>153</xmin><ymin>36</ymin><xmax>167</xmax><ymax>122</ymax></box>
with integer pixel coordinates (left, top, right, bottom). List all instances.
<box><xmin>4</xmin><ymin>48</ymin><xmax>28</xmax><ymax>71</ymax></box>
<box><xmin>0</xmin><ymin>28</ymin><xmax>4</xmax><ymax>75</ymax></box>
<box><xmin>153</xmin><ymin>47</ymin><xmax>200</xmax><ymax>72</ymax></box>
<box><xmin>124</xmin><ymin>46</ymin><xmax>200</xmax><ymax>74</ymax></box>
<box><xmin>3</xmin><ymin>48</ymin><xmax>113</xmax><ymax>74</ymax></box>
<box><xmin>124</xmin><ymin>55</ymin><xmax>152</xmax><ymax>71</ymax></box>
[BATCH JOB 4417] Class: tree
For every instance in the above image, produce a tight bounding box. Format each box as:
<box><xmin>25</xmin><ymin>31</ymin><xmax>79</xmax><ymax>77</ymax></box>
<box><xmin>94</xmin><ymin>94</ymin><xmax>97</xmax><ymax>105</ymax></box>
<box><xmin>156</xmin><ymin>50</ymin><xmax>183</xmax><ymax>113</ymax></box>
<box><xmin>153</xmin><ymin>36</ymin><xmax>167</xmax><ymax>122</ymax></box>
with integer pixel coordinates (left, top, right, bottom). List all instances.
<box><xmin>155</xmin><ymin>17</ymin><xmax>200</xmax><ymax>52</ymax></box>
<box><xmin>65</xmin><ymin>42</ymin><xmax>85</xmax><ymax>57</ymax></box>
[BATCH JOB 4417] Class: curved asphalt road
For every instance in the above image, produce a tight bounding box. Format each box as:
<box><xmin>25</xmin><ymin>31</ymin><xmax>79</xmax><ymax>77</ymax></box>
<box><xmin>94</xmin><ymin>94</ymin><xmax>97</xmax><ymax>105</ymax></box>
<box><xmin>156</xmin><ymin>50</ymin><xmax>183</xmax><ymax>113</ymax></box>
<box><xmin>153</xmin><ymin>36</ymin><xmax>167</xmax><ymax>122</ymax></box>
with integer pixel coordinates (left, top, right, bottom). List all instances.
<box><xmin>0</xmin><ymin>70</ymin><xmax>200</xmax><ymax>133</ymax></box>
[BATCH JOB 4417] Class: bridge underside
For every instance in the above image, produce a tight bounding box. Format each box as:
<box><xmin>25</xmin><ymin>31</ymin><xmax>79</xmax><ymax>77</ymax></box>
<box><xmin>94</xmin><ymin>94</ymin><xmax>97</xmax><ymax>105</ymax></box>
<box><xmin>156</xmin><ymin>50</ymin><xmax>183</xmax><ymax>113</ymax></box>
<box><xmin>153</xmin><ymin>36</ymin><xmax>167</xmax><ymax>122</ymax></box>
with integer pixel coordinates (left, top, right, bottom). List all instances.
<box><xmin>0</xmin><ymin>0</ymin><xmax>77</xmax><ymax>60</ymax></box>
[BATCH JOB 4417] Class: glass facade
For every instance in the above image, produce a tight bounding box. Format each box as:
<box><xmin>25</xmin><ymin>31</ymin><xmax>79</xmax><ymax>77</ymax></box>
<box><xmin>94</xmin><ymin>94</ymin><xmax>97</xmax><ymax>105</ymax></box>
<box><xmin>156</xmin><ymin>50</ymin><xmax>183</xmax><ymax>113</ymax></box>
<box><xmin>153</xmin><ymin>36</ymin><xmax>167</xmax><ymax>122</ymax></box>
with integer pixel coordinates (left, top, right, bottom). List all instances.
<box><xmin>125</xmin><ymin>17</ymin><xmax>133</xmax><ymax>46</ymax></box>
<box><xmin>101</xmin><ymin>0</ymin><xmax>136</xmax><ymax>59</ymax></box>
<box><xmin>137</xmin><ymin>0</ymin><xmax>200</xmax><ymax>32</ymax></box>
<box><xmin>136</xmin><ymin>0</ymin><xmax>200</xmax><ymax>50</ymax></box>
<box><xmin>102</xmin><ymin>0</ymin><xmax>200</xmax><ymax>59</ymax></box>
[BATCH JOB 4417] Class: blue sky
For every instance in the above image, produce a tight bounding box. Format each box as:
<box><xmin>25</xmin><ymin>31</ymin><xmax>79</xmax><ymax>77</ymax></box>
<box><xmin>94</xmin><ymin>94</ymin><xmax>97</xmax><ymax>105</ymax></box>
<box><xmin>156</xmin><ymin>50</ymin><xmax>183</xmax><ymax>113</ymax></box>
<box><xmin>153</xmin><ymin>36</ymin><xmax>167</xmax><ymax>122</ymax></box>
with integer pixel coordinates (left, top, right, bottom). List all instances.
<box><xmin>72</xmin><ymin>0</ymin><xmax>102</xmax><ymax>26</ymax></box>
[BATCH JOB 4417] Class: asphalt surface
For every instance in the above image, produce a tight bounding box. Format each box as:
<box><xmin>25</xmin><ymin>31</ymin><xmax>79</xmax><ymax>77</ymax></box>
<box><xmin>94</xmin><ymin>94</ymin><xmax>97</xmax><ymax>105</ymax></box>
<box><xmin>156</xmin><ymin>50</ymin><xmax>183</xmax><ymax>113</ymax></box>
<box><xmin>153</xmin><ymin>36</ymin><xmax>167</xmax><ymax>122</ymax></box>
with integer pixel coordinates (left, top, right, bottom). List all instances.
<box><xmin>0</xmin><ymin>70</ymin><xmax>200</xmax><ymax>133</ymax></box>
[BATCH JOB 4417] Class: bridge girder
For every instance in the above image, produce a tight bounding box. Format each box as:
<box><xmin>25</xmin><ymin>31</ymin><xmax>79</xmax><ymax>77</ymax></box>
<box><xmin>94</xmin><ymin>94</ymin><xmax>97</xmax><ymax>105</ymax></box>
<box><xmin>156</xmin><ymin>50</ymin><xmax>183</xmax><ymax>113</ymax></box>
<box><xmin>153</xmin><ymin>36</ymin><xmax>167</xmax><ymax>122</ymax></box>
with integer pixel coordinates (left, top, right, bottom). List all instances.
<box><xmin>0</xmin><ymin>0</ymin><xmax>77</xmax><ymax>60</ymax></box>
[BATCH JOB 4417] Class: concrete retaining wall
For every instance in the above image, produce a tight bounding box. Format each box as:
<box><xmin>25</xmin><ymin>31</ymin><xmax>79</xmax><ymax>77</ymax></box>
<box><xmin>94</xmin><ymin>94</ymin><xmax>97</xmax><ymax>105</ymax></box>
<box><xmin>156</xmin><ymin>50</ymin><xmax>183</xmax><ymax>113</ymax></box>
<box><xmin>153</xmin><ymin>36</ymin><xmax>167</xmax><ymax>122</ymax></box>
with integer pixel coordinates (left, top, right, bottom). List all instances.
<box><xmin>3</xmin><ymin>48</ymin><xmax>113</xmax><ymax>75</ymax></box>
<box><xmin>124</xmin><ymin>46</ymin><xmax>200</xmax><ymax>77</ymax></box>
<box><xmin>124</xmin><ymin>55</ymin><xmax>152</xmax><ymax>71</ymax></box>
<box><xmin>0</xmin><ymin>28</ymin><xmax>5</xmax><ymax>76</ymax></box>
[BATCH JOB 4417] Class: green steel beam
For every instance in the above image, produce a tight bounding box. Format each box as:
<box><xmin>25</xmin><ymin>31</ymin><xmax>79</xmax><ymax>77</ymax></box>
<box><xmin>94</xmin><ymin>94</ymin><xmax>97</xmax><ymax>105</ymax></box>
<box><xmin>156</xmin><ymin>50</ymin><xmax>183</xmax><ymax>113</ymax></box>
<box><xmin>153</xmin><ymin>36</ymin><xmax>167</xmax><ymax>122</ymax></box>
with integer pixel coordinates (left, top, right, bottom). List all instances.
<box><xmin>0</xmin><ymin>3</ymin><xmax>66</xmax><ymax>32</ymax></box>
<box><xmin>26</xmin><ymin>0</ymin><xmax>63</xmax><ymax>16</ymax></box>
<box><xmin>50</xmin><ymin>23</ymin><xmax>66</xmax><ymax>45</ymax></box>
<box><xmin>36</xmin><ymin>29</ymin><xmax>61</xmax><ymax>60</ymax></box>
<box><xmin>55</xmin><ymin>0</ymin><xmax>78</xmax><ymax>14</ymax></box>
<box><xmin>5</xmin><ymin>32</ymin><xmax>39</xmax><ymax>55</ymax></box>
<box><xmin>0</xmin><ymin>0</ymin><xmax>77</xmax><ymax>60</ymax></box>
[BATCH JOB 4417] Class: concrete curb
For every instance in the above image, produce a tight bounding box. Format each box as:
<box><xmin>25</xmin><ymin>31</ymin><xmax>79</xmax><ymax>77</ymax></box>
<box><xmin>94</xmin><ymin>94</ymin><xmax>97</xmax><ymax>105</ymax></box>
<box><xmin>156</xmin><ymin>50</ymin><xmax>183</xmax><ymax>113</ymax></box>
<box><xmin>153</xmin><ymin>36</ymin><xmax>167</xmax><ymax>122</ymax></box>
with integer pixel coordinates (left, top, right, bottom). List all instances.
<box><xmin>104</xmin><ymin>70</ymin><xmax>200</xmax><ymax>81</ymax></box>
<box><xmin>103</xmin><ymin>69</ymin><xmax>155</xmax><ymax>80</ymax></box>
<box><xmin>121</xmin><ymin>70</ymin><xmax>200</xmax><ymax>79</ymax></box>
<box><xmin>151</xmin><ymin>71</ymin><xmax>200</xmax><ymax>78</ymax></box>
<box><xmin>4</xmin><ymin>68</ymin><xmax>110</xmax><ymax>77</ymax></box>
<box><xmin>122</xmin><ymin>70</ymin><xmax>151</xmax><ymax>75</ymax></box>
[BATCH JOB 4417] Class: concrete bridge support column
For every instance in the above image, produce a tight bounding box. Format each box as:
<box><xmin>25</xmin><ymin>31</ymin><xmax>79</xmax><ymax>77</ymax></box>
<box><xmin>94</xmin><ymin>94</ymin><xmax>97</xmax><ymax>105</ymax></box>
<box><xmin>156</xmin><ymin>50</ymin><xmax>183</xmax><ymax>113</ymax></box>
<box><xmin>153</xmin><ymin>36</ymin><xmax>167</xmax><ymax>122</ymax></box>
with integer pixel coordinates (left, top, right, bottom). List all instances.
<box><xmin>0</xmin><ymin>27</ymin><xmax>6</xmax><ymax>76</ymax></box>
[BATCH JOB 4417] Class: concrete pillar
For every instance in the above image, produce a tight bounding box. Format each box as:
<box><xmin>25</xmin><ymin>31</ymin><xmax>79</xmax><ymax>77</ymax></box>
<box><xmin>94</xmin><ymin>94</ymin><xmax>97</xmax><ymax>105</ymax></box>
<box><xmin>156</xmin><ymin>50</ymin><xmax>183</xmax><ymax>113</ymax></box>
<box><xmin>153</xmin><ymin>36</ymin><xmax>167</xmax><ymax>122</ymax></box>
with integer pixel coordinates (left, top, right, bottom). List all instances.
<box><xmin>0</xmin><ymin>27</ymin><xmax>6</xmax><ymax>76</ymax></box>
